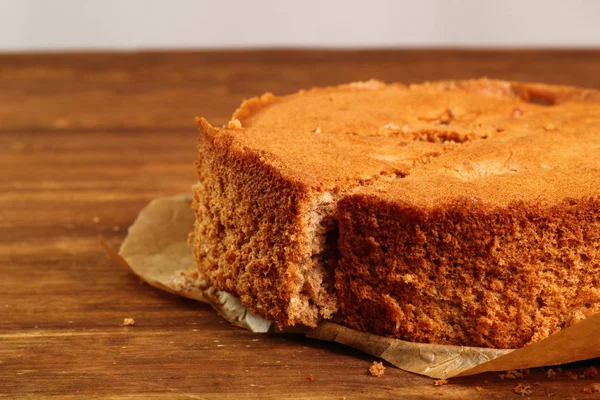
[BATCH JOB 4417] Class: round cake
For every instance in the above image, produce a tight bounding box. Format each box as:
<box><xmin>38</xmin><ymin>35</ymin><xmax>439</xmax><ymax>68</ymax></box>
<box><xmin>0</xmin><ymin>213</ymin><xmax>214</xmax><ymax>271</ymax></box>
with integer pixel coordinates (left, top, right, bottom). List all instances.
<box><xmin>190</xmin><ymin>79</ymin><xmax>600</xmax><ymax>348</ymax></box>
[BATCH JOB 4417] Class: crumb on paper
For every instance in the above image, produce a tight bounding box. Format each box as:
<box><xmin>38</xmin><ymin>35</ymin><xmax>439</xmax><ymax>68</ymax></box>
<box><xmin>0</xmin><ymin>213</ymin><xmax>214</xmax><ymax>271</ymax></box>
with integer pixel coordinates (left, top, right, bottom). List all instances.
<box><xmin>546</xmin><ymin>368</ymin><xmax>556</xmax><ymax>378</ymax></box>
<box><xmin>307</xmin><ymin>374</ymin><xmax>314</xmax><ymax>382</ymax></box>
<box><xmin>566</xmin><ymin>371</ymin><xmax>578</xmax><ymax>381</ymax></box>
<box><xmin>513</xmin><ymin>382</ymin><xmax>532</xmax><ymax>396</ymax></box>
<box><xmin>314</xmin><ymin>127</ymin><xmax>321</xmax><ymax>134</ymax></box>
<box><xmin>475</xmin><ymin>386</ymin><xmax>483</xmax><ymax>392</ymax></box>
<box><xmin>582</xmin><ymin>383</ymin><xmax>600</xmax><ymax>394</ymax></box>
<box><xmin>92</xmin><ymin>216</ymin><xmax>100</xmax><ymax>223</ymax></box>
<box><xmin>227</xmin><ymin>118</ymin><xmax>242</xmax><ymax>129</ymax></box>
<box><xmin>433</xmin><ymin>379</ymin><xmax>448</xmax><ymax>387</ymax></box>
<box><xmin>169</xmin><ymin>268</ymin><xmax>209</xmax><ymax>294</ymax></box>
<box><xmin>544</xmin><ymin>123</ymin><xmax>555</xmax><ymax>131</ymax></box>
<box><xmin>122</xmin><ymin>317</ymin><xmax>135</xmax><ymax>326</ymax></box>
<box><xmin>583</xmin><ymin>366</ymin><xmax>599</xmax><ymax>378</ymax></box>
<box><xmin>369</xmin><ymin>361</ymin><xmax>385</xmax><ymax>377</ymax></box>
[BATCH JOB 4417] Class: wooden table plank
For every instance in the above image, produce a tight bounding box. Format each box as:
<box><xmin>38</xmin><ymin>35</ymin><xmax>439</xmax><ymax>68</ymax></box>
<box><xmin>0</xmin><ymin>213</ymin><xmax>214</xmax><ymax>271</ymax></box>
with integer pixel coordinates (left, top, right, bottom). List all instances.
<box><xmin>2</xmin><ymin>50</ymin><xmax>600</xmax><ymax>131</ymax></box>
<box><xmin>2</xmin><ymin>50</ymin><xmax>600</xmax><ymax>398</ymax></box>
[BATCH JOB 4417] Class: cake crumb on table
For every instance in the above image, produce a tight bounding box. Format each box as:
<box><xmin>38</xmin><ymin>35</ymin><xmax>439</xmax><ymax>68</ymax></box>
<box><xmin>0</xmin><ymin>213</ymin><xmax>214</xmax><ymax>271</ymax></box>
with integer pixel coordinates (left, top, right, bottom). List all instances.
<box><xmin>566</xmin><ymin>371</ymin><xmax>578</xmax><ymax>381</ymax></box>
<box><xmin>513</xmin><ymin>382</ymin><xmax>532</xmax><ymax>396</ymax></box>
<box><xmin>546</xmin><ymin>368</ymin><xmax>556</xmax><ymax>378</ymax></box>
<box><xmin>122</xmin><ymin>317</ymin><xmax>135</xmax><ymax>326</ymax></box>
<box><xmin>582</xmin><ymin>383</ymin><xmax>600</xmax><ymax>394</ymax></box>
<box><xmin>369</xmin><ymin>361</ymin><xmax>385</xmax><ymax>377</ymax></box>
<box><xmin>433</xmin><ymin>379</ymin><xmax>448</xmax><ymax>386</ymax></box>
<box><xmin>583</xmin><ymin>366</ymin><xmax>599</xmax><ymax>378</ymax></box>
<box><xmin>307</xmin><ymin>374</ymin><xmax>314</xmax><ymax>382</ymax></box>
<box><xmin>384</xmin><ymin>385</ymin><xmax>391</xmax><ymax>390</ymax></box>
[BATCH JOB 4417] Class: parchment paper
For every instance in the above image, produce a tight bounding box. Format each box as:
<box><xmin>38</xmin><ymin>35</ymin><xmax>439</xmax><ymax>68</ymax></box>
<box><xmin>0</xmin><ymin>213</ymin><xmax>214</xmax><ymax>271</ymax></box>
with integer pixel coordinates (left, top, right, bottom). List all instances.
<box><xmin>103</xmin><ymin>194</ymin><xmax>600</xmax><ymax>379</ymax></box>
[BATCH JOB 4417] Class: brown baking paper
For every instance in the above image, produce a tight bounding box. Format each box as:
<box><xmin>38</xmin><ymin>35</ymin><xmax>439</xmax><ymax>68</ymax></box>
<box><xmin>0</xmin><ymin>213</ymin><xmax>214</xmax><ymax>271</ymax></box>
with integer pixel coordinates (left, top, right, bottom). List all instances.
<box><xmin>101</xmin><ymin>194</ymin><xmax>271</xmax><ymax>333</ymax></box>
<box><xmin>105</xmin><ymin>194</ymin><xmax>600</xmax><ymax>379</ymax></box>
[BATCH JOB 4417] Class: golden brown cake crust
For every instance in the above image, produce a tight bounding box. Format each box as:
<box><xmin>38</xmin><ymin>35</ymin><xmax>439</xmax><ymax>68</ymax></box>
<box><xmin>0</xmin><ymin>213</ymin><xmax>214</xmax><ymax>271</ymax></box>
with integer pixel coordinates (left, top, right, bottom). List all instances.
<box><xmin>192</xmin><ymin>78</ymin><xmax>600</xmax><ymax>348</ymax></box>
<box><xmin>223</xmin><ymin>78</ymin><xmax>600</xmax><ymax>195</ymax></box>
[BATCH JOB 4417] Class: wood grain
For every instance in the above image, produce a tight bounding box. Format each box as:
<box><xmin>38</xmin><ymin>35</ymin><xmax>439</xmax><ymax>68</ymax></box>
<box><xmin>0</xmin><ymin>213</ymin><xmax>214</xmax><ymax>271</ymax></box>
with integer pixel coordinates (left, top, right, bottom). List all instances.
<box><xmin>2</xmin><ymin>50</ymin><xmax>600</xmax><ymax>399</ymax></box>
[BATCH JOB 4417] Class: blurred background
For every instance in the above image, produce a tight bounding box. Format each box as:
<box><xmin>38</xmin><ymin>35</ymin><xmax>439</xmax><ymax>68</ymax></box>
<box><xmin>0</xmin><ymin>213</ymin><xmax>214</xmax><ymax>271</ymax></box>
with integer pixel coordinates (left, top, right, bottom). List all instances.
<box><xmin>1</xmin><ymin>0</ymin><xmax>600</xmax><ymax>51</ymax></box>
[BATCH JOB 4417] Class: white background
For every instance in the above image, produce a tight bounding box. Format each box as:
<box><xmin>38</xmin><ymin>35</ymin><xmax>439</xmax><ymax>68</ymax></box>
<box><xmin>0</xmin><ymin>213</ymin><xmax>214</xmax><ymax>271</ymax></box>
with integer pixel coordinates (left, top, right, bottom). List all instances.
<box><xmin>1</xmin><ymin>0</ymin><xmax>599</xmax><ymax>51</ymax></box>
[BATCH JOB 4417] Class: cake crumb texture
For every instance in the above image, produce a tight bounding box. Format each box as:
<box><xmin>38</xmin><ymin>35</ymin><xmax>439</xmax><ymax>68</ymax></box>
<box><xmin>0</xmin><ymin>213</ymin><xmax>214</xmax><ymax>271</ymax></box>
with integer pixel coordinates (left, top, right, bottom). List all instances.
<box><xmin>582</xmin><ymin>383</ymin><xmax>600</xmax><ymax>394</ymax></box>
<box><xmin>513</xmin><ymin>382</ymin><xmax>532</xmax><ymax>396</ymax></box>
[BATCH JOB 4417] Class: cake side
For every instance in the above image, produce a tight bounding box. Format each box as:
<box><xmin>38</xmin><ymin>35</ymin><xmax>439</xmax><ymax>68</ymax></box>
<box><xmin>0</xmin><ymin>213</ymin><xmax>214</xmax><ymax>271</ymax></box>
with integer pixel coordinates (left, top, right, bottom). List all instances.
<box><xmin>336</xmin><ymin>195</ymin><xmax>600</xmax><ymax>349</ymax></box>
<box><xmin>190</xmin><ymin>118</ymin><xmax>338</xmax><ymax>327</ymax></box>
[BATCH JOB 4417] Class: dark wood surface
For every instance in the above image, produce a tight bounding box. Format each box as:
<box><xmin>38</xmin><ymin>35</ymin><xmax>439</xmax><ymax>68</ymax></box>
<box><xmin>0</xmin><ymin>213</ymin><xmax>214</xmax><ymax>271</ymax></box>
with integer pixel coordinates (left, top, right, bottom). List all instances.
<box><xmin>3</xmin><ymin>50</ymin><xmax>600</xmax><ymax>399</ymax></box>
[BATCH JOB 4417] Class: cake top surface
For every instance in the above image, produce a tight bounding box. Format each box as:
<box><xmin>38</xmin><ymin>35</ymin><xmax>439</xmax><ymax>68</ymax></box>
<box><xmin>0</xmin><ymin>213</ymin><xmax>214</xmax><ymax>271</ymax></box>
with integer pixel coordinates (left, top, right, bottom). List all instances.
<box><xmin>199</xmin><ymin>79</ymin><xmax>600</xmax><ymax>207</ymax></box>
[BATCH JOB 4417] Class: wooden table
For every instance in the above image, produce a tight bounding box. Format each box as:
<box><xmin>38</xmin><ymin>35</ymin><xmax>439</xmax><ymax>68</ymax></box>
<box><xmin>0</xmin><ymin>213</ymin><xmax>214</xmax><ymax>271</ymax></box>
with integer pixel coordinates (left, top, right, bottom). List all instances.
<box><xmin>3</xmin><ymin>50</ymin><xmax>600</xmax><ymax>399</ymax></box>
